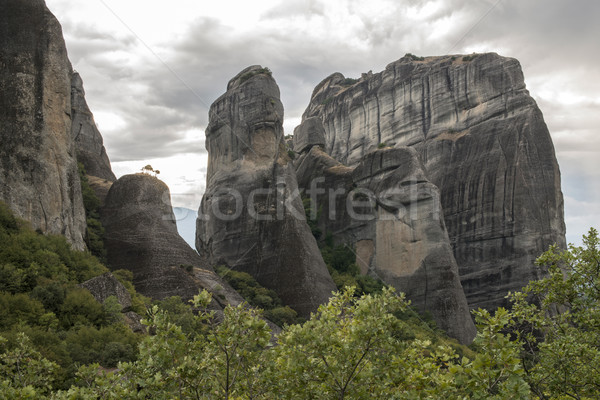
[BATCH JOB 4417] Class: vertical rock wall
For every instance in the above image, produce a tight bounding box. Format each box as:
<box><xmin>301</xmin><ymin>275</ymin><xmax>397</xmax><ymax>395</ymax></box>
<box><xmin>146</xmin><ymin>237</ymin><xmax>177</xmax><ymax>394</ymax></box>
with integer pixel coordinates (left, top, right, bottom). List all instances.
<box><xmin>301</xmin><ymin>53</ymin><xmax>566</xmax><ymax>310</ymax></box>
<box><xmin>0</xmin><ymin>0</ymin><xmax>86</xmax><ymax>249</ymax></box>
<box><xmin>71</xmin><ymin>72</ymin><xmax>116</xmax><ymax>182</ymax></box>
<box><xmin>196</xmin><ymin>66</ymin><xmax>336</xmax><ymax>318</ymax></box>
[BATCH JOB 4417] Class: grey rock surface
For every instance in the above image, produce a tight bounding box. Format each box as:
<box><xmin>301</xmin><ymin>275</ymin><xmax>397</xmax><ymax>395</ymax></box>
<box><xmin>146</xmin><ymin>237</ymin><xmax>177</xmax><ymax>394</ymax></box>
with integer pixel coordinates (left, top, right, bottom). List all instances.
<box><xmin>71</xmin><ymin>72</ymin><xmax>116</xmax><ymax>182</ymax></box>
<box><xmin>0</xmin><ymin>0</ymin><xmax>87</xmax><ymax>249</ymax></box>
<box><xmin>196</xmin><ymin>66</ymin><xmax>336</xmax><ymax>318</ymax></box>
<box><xmin>80</xmin><ymin>272</ymin><xmax>133</xmax><ymax>311</ymax></box>
<box><xmin>102</xmin><ymin>173</ymin><xmax>242</xmax><ymax>310</ymax></box>
<box><xmin>294</xmin><ymin>128</ymin><xmax>475</xmax><ymax>343</ymax></box>
<box><xmin>302</xmin><ymin>53</ymin><xmax>566</xmax><ymax>310</ymax></box>
<box><xmin>292</xmin><ymin>116</ymin><xmax>326</xmax><ymax>153</ymax></box>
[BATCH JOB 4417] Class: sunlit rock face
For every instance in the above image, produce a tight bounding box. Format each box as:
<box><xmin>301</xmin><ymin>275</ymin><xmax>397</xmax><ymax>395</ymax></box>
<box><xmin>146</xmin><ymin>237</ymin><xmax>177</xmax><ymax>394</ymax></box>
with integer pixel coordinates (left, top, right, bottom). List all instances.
<box><xmin>0</xmin><ymin>0</ymin><xmax>86</xmax><ymax>249</ymax></box>
<box><xmin>301</xmin><ymin>53</ymin><xmax>566</xmax><ymax>311</ymax></box>
<box><xmin>293</xmin><ymin>119</ymin><xmax>476</xmax><ymax>343</ymax></box>
<box><xmin>196</xmin><ymin>66</ymin><xmax>336</xmax><ymax>319</ymax></box>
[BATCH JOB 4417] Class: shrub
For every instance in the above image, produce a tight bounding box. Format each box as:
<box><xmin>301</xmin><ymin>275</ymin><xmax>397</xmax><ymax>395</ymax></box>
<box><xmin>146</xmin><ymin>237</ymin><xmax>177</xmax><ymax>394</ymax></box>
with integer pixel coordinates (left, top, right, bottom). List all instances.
<box><xmin>405</xmin><ymin>53</ymin><xmax>425</xmax><ymax>61</ymax></box>
<box><xmin>239</xmin><ymin>67</ymin><xmax>272</xmax><ymax>84</ymax></box>
<box><xmin>340</xmin><ymin>77</ymin><xmax>359</xmax><ymax>86</ymax></box>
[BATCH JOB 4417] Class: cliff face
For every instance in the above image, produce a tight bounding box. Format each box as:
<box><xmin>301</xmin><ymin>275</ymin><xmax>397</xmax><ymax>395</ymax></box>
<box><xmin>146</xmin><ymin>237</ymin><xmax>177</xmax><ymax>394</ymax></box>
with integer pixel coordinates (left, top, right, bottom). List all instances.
<box><xmin>302</xmin><ymin>53</ymin><xmax>566</xmax><ymax>310</ymax></box>
<box><xmin>102</xmin><ymin>174</ymin><xmax>243</xmax><ymax>310</ymax></box>
<box><xmin>294</xmin><ymin>118</ymin><xmax>476</xmax><ymax>344</ymax></box>
<box><xmin>0</xmin><ymin>0</ymin><xmax>86</xmax><ymax>249</ymax></box>
<box><xmin>196</xmin><ymin>66</ymin><xmax>336</xmax><ymax>318</ymax></box>
<box><xmin>71</xmin><ymin>72</ymin><xmax>116</xmax><ymax>182</ymax></box>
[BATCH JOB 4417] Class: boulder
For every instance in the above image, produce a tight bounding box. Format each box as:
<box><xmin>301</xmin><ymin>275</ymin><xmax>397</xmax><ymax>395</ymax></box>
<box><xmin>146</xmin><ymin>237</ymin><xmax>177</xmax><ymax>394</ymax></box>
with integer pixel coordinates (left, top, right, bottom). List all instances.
<box><xmin>292</xmin><ymin>116</ymin><xmax>326</xmax><ymax>153</ymax></box>
<box><xmin>102</xmin><ymin>173</ymin><xmax>241</xmax><ymax>310</ymax></box>
<box><xmin>80</xmin><ymin>272</ymin><xmax>133</xmax><ymax>311</ymax></box>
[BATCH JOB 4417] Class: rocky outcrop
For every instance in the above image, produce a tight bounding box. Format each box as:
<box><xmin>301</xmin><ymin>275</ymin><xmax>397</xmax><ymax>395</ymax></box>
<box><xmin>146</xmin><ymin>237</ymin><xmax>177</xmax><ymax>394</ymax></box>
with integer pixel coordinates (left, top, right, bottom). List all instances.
<box><xmin>80</xmin><ymin>272</ymin><xmax>146</xmax><ymax>332</ymax></box>
<box><xmin>196</xmin><ymin>66</ymin><xmax>336</xmax><ymax>318</ymax></box>
<box><xmin>102</xmin><ymin>173</ymin><xmax>243</xmax><ymax>311</ymax></box>
<box><xmin>71</xmin><ymin>72</ymin><xmax>116</xmax><ymax>182</ymax></box>
<box><xmin>293</xmin><ymin>118</ymin><xmax>476</xmax><ymax>343</ymax></box>
<box><xmin>0</xmin><ymin>0</ymin><xmax>87</xmax><ymax>249</ymax></box>
<box><xmin>80</xmin><ymin>272</ymin><xmax>133</xmax><ymax>311</ymax></box>
<box><xmin>302</xmin><ymin>53</ymin><xmax>566</xmax><ymax>310</ymax></box>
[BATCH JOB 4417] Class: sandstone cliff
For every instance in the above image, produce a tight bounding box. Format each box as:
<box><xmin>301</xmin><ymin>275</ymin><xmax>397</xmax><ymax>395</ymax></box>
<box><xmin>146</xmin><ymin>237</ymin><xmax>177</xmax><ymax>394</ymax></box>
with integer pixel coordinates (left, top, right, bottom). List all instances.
<box><xmin>71</xmin><ymin>72</ymin><xmax>116</xmax><ymax>182</ymax></box>
<box><xmin>0</xmin><ymin>0</ymin><xmax>87</xmax><ymax>249</ymax></box>
<box><xmin>196</xmin><ymin>66</ymin><xmax>336</xmax><ymax>318</ymax></box>
<box><xmin>302</xmin><ymin>53</ymin><xmax>566</xmax><ymax>310</ymax></box>
<box><xmin>102</xmin><ymin>173</ymin><xmax>243</xmax><ymax>310</ymax></box>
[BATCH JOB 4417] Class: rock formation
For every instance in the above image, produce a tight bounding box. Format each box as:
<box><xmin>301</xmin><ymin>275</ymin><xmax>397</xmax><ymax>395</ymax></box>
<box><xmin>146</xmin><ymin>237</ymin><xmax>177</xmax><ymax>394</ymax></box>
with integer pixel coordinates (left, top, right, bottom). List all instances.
<box><xmin>0</xmin><ymin>0</ymin><xmax>87</xmax><ymax>249</ymax></box>
<box><xmin>294</xmin><ymin>117</ymin><xmax>476</xmax><ymax>343</ymax></box>
<box><xmin>301</xmin><ymin>53</ymin><xmax>566</xmax><ymax>310</ymax></box>
<box><xmin>196</xmin><ymin>66</ymin><xmax>336</xmax><ymax>318</ymax></box>
<box><xmin>71</xmin><ymin>72</ymin><xmax>116</xmax><ymax>182</ymax></box>
<box><xmin>80</xmin><ymin>272</ymin><xmax>145</xmax><ymax>332</ymax></box>
<box><xmin>102</xmin><ymin>173</ymin><xmax>244</xmax><ymax>311</ymax></box>
<box><xmin>80</xmin><ymin>272</ymin><xmax>133</xmax><ymax>310</ymax></box>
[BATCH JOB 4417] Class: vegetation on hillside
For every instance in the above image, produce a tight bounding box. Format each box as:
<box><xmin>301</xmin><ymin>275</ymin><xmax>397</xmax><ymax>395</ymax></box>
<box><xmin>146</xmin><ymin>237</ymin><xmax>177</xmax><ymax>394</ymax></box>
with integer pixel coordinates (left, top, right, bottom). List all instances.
<box><xmin>78</xmin><ymin>162</ymin><xmax>107</xmax><ymax>263</ymax></box>
<box><xmin>0</xmin><ymin>202</ymin><xmax>142</xmax><ymax>389</ymax></box>
<box><xmin>1</xmin><ymin>199</ymin><xmax>599</xmax><ymax>398</ymax></box>
<box><xmin>303</xmin><ymin>197</ymin><xmax>386</xmax><ymax>296</ymax></box>
<box><xmin>215</xmin><ymin>265</ymin><xmax>303</xmax><ymax>326</ymax></box>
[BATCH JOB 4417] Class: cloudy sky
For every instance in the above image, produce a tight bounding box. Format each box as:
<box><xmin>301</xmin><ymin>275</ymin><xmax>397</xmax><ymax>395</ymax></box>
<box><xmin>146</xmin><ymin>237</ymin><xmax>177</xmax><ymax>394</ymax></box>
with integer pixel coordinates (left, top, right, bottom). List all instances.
<box><xmin>45</xmin><ymin>0</ymin><xmax>600</xmax><ymax>245</ymax></box>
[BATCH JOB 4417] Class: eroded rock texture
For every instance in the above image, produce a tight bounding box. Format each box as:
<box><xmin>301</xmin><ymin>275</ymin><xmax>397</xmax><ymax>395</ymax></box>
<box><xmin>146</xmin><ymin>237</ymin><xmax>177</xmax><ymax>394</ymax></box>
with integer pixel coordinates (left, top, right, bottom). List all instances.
<box><xmin>102</xmin><ymin>174</ymin><xmax>243</xmax><ymax>311</ymax></box>
<box><xmin>302</xmin><ymin>53</ymin><xmax>566</xmax><ymax>310</ymax></box>
<box><xmin>80</xmin><ymin>272</ymin><xmax>133</xmax><ymax>311</ymax></box>
<box><xmin>71</xmin><ymin>72</ymin><xmax>116</xmax><ymax>182</ymax></box>
<box><xmin>196</xmin><ymin>66</ymin><xmax>336</xmax><ymax>318</ymax></box>
<box><xmin>0</xmin><ymin>0</ymin><xmax>86</xmax><ymax>249</ymax></box>
<box><xmin>294</xmin><ymin>119</ymin><xmax>475</xmax><ymax>343</ymax></box>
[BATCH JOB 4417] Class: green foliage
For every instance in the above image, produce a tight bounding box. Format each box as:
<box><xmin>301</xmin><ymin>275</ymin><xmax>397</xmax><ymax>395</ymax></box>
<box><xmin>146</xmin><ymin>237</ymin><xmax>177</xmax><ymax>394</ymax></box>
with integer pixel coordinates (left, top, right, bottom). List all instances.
<box><xmin>303</xmin><ymin>195</ymin><xmax>385</xmax><ymax>297</ymax></box>
<box><xmin>340</xmin><ymin>77</ymin><xmax>359</xmax><ymax>86</ymax></box>
<box><xmin>0</xmin><ymin>202</ymin><xmax>18</xmax><ymax>235</ymax></box>
<box><xmin>153</xmin><ymin>295</ymin><xmax>207</xmax><ymax>336</ymax></box>
<box><xmin>112</xmin><ymin>269</ymin><xmax>150</xmax><ymax>314</ymax></box>
<box><xmin>0</xmin><ymin>333</ymin><xmax>59</xmax><ymax>397</ymax></box>
<box><xmin>78</xmin><ymin>163</ymin><xmax>107</xmax><ymax>262</ymax></box>
<box><xmin>239</xmin><ymin>67</ymin><xmax>272</xmax><ymax>84</ymax></box>
<box><xmin>287</xmin><ymin>148</ymin><xmax>296</xmax><ymax>159</ymax></box>
<box><xmin>378</xmin><ymin>142</ymin><xmax>388</xmax><ymax>148</ymax></box>
<box><xmin>405</xmin><ymin>53</ymin><xmax>425</xmax><ymax>61</ymax></box>
<box><xmin>463</xmin><ymin>54</ymin><xmax>477</xmax><ymax>62</ymax></box>
<box><xmin>215</xmin><ymin>266</ymin><xmax>303</xmax><ymax>326</ymax></box>
<box><xmin>0</xmin><ymin>203</ymin><xmax>144</xmax><ymax>390</ymax></box>
<box><xmin>64</xmin><ymin>324</ymin><xmax>139</xmax><ymax>368</ymax></box>
<box><xmin>505</xmin><ymin>228</ymin><xmax>600</xmax><ymax>399</ymax></box>
<box><xmin>303</xmin><ymin>197</ymin><xmax>322</xmax><ymax>239</ymax></box>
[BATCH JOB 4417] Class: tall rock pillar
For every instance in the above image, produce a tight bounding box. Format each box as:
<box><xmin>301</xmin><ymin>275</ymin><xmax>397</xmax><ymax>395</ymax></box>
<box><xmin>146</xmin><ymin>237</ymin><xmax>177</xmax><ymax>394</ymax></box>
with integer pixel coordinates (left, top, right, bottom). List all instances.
<box><xmin>196</xmin><ymin>66</ymin><xmax>336</xmax><ymax>318</ymax></box>
<box><xmin>0</xmin><ymin>0</ymin><xmax>86</xmax><ymax>249</ymax></box>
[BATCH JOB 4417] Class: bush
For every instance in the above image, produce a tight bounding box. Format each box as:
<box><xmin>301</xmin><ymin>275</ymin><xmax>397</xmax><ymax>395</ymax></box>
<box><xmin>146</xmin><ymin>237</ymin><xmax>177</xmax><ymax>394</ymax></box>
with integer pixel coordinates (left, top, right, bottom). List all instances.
<box><xmin>215</xmin><ymin>266</ymin><xmax>302</xmax><ymax>326</ymax></box>
<box><xmin>59</xmin><ymin>288</ymin><xmax>106</xmax><ymax>329</ymax></box>
<box><xmin>340</xmin><ymin>77</ymin><xmax>359</xmax><ymax>86</ymax></box>
<box><xmin>78</xmin><ymin>163</ymin><xmax>107</xmax><ymax>263</ymax></box>
<box><xmin>405</xmin><ymin>53</ymin><xmax>425</xmax><ymax>61</ymax></box>
<box><xmin>239</xmin><ymin>67</ymin><xmax>272</xmax><ymax>84</ymax></box>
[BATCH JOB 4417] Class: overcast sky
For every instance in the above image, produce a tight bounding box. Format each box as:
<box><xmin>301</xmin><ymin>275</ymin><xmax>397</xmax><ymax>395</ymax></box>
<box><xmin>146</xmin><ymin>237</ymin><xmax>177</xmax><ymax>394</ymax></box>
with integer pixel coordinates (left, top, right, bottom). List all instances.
<box><xmin>45</xmin><ymin>0</ymin><xmax>600</xmax><ymax>245</ymax></box>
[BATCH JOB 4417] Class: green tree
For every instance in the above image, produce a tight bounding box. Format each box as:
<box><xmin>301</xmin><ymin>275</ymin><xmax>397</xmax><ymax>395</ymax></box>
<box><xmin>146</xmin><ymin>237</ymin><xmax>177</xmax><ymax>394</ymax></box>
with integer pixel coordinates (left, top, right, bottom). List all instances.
<box><xmin>269</xmin><ymin>287</ymin><xmax>410</xmax><ymax>399</ymax></box>
<box><xmin>507</xmin><ymin>228</ymin><xmax>600</xmax><ymax>399</ymax></box>
<box><xmin>0</xmin><ymin>333</ymin><xmax>58</xmax><ymax>397</ymax></box>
